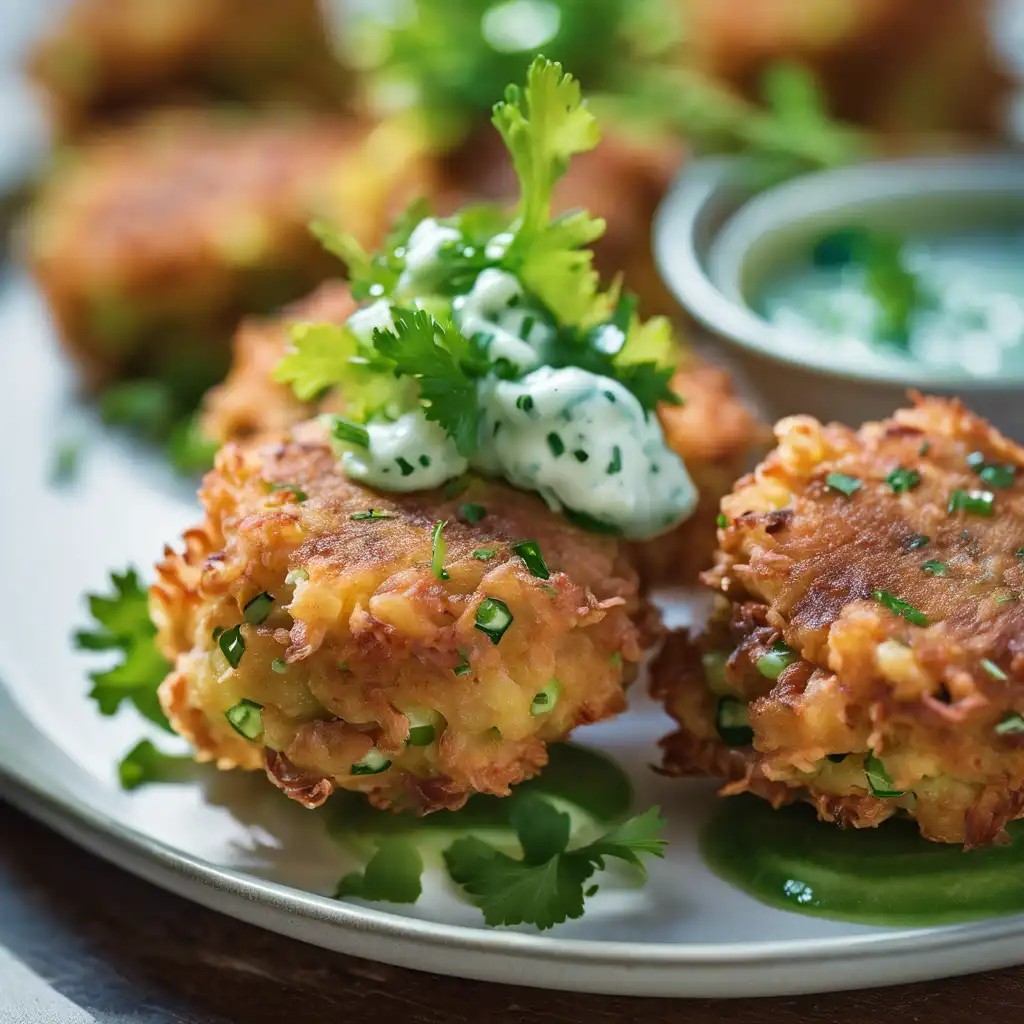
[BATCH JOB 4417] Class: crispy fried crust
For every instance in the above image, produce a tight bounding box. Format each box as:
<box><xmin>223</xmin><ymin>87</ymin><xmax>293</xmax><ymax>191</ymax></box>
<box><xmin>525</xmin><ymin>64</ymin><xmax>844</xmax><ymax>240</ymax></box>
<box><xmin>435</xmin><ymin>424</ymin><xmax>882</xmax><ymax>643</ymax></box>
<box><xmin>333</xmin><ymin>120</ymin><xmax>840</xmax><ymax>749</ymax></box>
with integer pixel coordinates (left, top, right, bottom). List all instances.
<box><xmin>28</xmin><ymin>0</ymin><xmax>348</xmax><ymax>136</ymax></box>
<box><xmin>27</xmin><ymin>111</ymin><xmax>435</xmax><ymax>387</ymax></box>
<box><xmin>653</xmin><ymin>396</ymin><xmax>1024</xmax><ymax>846</ymax></box>
<box><xmin>202</xmin><ymin>292</ymin><xmax>763</xmax><ymax>584</ymax></box>
<box><xmin>153</xmin><ymin>425</ymin><xmax>657</xmax><ymax>812</ymax></box>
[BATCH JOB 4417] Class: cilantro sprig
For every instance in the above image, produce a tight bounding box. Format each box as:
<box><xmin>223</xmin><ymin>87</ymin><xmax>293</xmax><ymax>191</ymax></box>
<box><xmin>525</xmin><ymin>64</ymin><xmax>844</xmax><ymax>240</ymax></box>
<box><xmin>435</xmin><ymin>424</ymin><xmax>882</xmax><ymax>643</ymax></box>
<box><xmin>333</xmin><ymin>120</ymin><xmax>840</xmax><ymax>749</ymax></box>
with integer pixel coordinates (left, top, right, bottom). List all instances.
<box><xmin>443</xmin><ymin>798</ymin><xmax>666</xmax><ymax>930</ymax></box>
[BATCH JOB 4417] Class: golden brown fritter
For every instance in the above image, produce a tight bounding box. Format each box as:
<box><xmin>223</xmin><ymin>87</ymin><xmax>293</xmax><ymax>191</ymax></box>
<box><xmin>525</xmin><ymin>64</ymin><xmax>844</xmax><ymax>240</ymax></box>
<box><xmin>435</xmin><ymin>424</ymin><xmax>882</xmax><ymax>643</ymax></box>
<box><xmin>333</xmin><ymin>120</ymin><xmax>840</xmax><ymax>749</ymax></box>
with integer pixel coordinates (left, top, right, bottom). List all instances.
<box><xmin>152</xmin><ymin>424</ymin><xmax>656</xmax><ymax>812</ymax></box>
<box><xmin>686</xmin><ymin>0</ymin><xmax>1010</xmax><ymax>138</ymax></box>
<box><xmin>653</xmin><ymin>396</ymin><xmax>1024</xmax><ymax>846</ymax></box>
<box><xmin>28</xmin><ymin>0</ymin><xmax>349</xmax><ymax>137</ymax></box>
<box><xmin>27</xmin><ymin>110</ymin><xmax>434</xmax><ymax>387</ymax></box>
<box><xmin>201</xmin><ymin>291</ymin><xmax>762</xmax><ymax>585</ymax></box>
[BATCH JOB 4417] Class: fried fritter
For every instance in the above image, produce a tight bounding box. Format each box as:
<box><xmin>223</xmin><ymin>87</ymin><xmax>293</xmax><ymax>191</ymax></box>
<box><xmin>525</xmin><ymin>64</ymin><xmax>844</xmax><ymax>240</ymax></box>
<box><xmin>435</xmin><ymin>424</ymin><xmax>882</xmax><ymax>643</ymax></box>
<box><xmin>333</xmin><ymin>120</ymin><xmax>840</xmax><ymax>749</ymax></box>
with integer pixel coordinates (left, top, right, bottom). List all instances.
<box><xmin>27</xmin><ymin>111</ymin><xmax>434</xmax><ymax>388</ymax></box>
<box><xmin>201</xmin><ymin>288</ymin><xmax>762</xmax><ymax>585</ymax></box>
<box><xmin>653</xmin><ymin>397</ymin><xmax>1024</xmax><ymax>846</ymax></box>
<box><xmin>152</xmin><ymin>425</ymin><xmax>655</xmax><ymax>812</ymax></box>
<box><xmin>28</xmin><ymin>0</ymin><xmax>348</xmax><ymax>136</ymax></box>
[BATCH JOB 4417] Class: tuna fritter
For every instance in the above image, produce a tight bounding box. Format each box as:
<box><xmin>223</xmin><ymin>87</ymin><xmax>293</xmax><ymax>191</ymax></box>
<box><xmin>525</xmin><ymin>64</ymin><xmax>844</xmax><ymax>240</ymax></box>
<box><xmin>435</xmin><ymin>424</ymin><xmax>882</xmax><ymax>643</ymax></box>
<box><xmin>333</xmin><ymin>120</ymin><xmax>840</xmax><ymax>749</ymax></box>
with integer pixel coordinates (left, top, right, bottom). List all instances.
<box><xmin>28</xmin><ymin>111</ymin><xmax>433</xmax><ymax>388</ymax></box>
<box><xmin>152</xmin><ymin>426</ymin><xmax>655</xmax><ymax>812</ymax></box>
<box><xmin>28</xmin><ymin>0</ymin><xmax>348</xmax><ymax>136</ymax></box>
<box><xmin>200</xmin><ymin>286</ymin><xmax>762</xmax><ymax>586</ymax></box>
<box><xmin>653</xmin><ymin>397</ymin><xmax>1024</xmax><ymax>846</ymax></box>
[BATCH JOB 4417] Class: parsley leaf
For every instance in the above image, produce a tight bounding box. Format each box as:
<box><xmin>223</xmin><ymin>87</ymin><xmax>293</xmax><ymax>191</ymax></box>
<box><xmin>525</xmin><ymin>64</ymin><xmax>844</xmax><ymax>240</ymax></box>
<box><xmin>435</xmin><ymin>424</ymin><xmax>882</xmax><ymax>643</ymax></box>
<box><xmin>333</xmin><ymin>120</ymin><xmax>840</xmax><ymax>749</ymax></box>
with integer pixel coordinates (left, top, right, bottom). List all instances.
<box><xmin>443</xmin><ymin>798</ymin><xmax>666</xmax><ymax>930</ymax></box>
<box><xmin>118</xmin><ymin>739</ymin><xmax>192</xmax><ymax>791</ymax></box>
<box><xmin>74</xmin><ymin>569</ymin><xmax>173</xmax><ymax>732</ymax></box>
<box><xmin>335</xmin><ymin>839</ymin><xmax>424</xmax><ymax>904</ymax></box>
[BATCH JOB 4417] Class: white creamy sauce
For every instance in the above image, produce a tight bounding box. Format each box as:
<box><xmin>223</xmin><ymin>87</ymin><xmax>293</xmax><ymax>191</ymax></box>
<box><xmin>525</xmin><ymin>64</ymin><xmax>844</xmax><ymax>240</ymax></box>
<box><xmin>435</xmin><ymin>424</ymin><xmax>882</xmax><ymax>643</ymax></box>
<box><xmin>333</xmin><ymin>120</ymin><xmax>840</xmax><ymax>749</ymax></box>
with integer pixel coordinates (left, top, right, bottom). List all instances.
<box><xmin>397</xmin><ymin>218</ymin><xmax>463</xmax><ymax>296</ymax></box>
<box><xmin>474</xmin><ymin>367</ymin><xmax>697</xmax><ymax>540</ymax></box>
<box><xmin>347</xmin><ymin>298</ymin><xmax>395</xmax><ymax>343</ymax></box>
<box><xmin>453</xmin><ymin>269</ymin><xmax>551</xmax><ymax>373</ymax></box>
<box><xmin>343</xmin><ymin>411</ymin><xmax>468</xmax><ymax>492</ymax></box>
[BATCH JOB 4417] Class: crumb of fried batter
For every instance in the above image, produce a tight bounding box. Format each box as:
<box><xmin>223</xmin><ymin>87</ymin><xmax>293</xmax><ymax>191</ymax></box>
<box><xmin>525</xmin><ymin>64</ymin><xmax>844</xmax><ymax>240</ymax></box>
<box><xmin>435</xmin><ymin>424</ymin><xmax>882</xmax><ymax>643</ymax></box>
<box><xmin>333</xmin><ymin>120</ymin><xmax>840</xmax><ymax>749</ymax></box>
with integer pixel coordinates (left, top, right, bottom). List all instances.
<box><xmin>153</xmin><ymin>425</ymin><xmax>658</xmax><ymax>813</ymax></box>
<box><xmin>655</xmin><ymin>396</ymin><xmax>1024</xmax><ymax>846</ymax></box>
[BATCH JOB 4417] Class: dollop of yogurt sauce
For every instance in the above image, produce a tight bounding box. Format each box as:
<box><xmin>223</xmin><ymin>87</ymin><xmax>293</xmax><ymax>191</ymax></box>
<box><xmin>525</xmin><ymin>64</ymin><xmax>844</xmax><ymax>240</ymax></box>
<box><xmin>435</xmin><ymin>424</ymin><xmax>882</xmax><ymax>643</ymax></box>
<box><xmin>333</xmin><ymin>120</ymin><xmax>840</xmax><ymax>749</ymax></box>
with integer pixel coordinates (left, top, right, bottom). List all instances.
<box><xmin>337</xmin><ymin>219</ymin><xmax>697</xmax><ymax>540</ymax></box>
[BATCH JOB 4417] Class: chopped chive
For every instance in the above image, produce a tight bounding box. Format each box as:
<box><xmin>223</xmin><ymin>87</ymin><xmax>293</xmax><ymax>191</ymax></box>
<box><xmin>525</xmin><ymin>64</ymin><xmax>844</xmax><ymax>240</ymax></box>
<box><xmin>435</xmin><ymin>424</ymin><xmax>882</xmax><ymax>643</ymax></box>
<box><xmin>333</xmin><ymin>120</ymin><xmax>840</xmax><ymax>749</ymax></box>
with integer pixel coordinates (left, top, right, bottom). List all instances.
<box><xmin>472</xmin><ymin>547</ymin><xmax>498</xmax><ymax>561</ymax></box>
<box><xmin>540</xmin><ymin>584</ymin><xmax>558</xmax><ymax>597</ymax></box>
<box><xmin>606</xmin><ymin>446</ymin><xmax>622</xmax><ymax>475</ymax></box>
<box><xmin>52</xmin><ymin>440</ymin><xmax>80</xmax><ymax>486</ymax></box>
<box><xmin>351</xmin><ymin>749</ymin><xmax>391</xmax><ymax>776</ymax></box>
<box><xmin>475</xmin><ymin>597</ymin><xmax>513</xmax><ymax>645</ymax></box>
<box><xmin>516</xmin><ymin>394</ymin><xmax>535</xmax><ymax>414</ymax></box>
<box><xmin>572</xmin><ymin>449</ymin><xmax>589</xmax><ymax>463</ymax></box>
<box><xmin>352</xmin><ymin>509</ymin><xmax>394</xmax><ymax>520</ymax></box>
<box><xmin>419</xmin><ymin>455</ymin><xmax>431</xmax><ymax>468</ymax></box>
<box><xmin>269</xmin><ymin>482</ymin><xmax>308</xmax><ymax>502</ymax></box>
<box><xmin>513</xmin><ymin>540</ymin><xmax>550</xmax><ymax>580</ymax></box>
<box><xmin>715</xmin><ymin>697</ymin><xmax>753</xmax><ymax>747</ymax></box>
<box><xmin>459</xmin><ymin>502</ymin><xmax>487</xmax><ymax>525</ymax></box>
<box><xmin>967</xmin><ymin>451</ymin><xmax>986</xmax><ymax>470</ymax></box>
<box><xmin>218</xmin><ymin>625</ymin><xmax>245</xmax><ymax>668</ymax></box>
<box><xmin>1017</xmin><ymin>546</ymin><xmax>1024</xmax><ymax>560</ymax></box>
<box><xmin>755</xmin><ymin>640</ymin><xmax>797</xmax><ymax>680</ymax></box>
<box><xmin>338</xmin><ymin>661</ymin><xmax>350</xmax><ymax>672</ymax></box>
<box><xmin>995</xmin><ymin>712</ymin><xmax>1024</xmax><ymax>736</ymax></box>
<box><xmin>716</xmin><ymin>513</ymin><xmax>729</xmax><ymax>528</ymax></box>
<box><xmin>887</xmin><ymin>467</ymin><xmax>921</xmax><ymax>494</ymax></box>
<box><xmin>327</xmin><ymin>416</ymin><xmax>370</xmax><ymax>449</ymax></box>
<box><xmin>701</xmin><ymin>651</ymin><xmax>728</xmax><ymax>691</ymax></box>
<box><xmin>980</xmin><ymin>464</ymin><xmax>1016</xmax><ymax>489</ymax></box>
<box><xmin>905</xmin><ymin>534</ymin><xmax>930</xmax><ymax>551</ymax></box>
<box><xmin>212</xmin><ymin>626</ymin><xmax>225</xmax><ymax>642</ymax></box>
<box><xmin>443</xmin><ymin>475</ymin><xmax>470</xmax><ymax>499</ymax></box>
<box><xmin>406</xmin><ymin>710</ymin><xmax>439</xmax><ymax>746</ymax></box>
<box><xmin>825</xmin><ymin>472</ymin><xmax>862</xmax><ymax>497</ymax></box>
<box><xmin>919</xmin><ymin>440</ymin><xmax>931</xmax><ymax>456</ymax></box>
<box><xmin>243</xmin><ymin>592</ymin><xmax>274</xmax><ymax>625</ymax></box>
<box><xmin>948</xmin><ymin>489</ymin><xmax>995</xmax><ymax>516</ymax></box>
<box><xmin>546</xmin><ymin>432</ymin><xmax>565</xmax><ymax>457</ymax></box>
<box><xmin>826</xmin><ymin>753</ymin><xmax>848</xmax><ymax>764</ymax></box>
<box><xmin>874</xmin><ymin>590</ymin><xmax>929</xmax><ymax>627</ymax></box>
<box><xmin>431</xmin><ymin>521</ymin><xmax>449</xmax><ymax>580</ymax></box>
<box><xmin>285</xmin><ymin>568</ymin><xmax>309</xmax><ymax>585</ymax></box>
<box><xmin>225</xmin><ymin>698</ymin><xmax>264</xmax><ymax>740</ymax></box>
<box><xmin>396</xmin><ymin>456</ymin><xmax>416</xmax><ymax>477</ymax></box>
<box><xmin>981</xmin><ymin>658</ymin><xmax>1008</xmax><ymax>681</ymax></box>
<box><xmin>865</xmin><ymin>752</ymin><xmax>904</xmax><ymax>797</ymax></box>
<box><xmin>271</xmin><ymin>658</ymin><xmax>288</xmax><ymax>673</ymax></box>
<box><xmin>563</xmin><ymin>508</ymin><xmax>622</xmax><ymax>535</ymax></box>
<box><xmin>454</xmin><ymin>649</ymin><xmax>472</xmax><ymax>676</ymax></box>
<box><xmin>529</xmin><ymin>678</ymin><xmax>561</xmax><ymax>716</ymax></box>
<box><xmin>609</xmin><ymin>651</ymin><xmax>623</xmax><ymax>668</ymax></box>
<box><xmin>996</xmin><ymin>594</ymin><xmax>1017</xmax><ymax>605</ymax></box>
<box><xmin>921</xmin><ymin>560</ymin><xmax>949</xmax><ymax>577</ymax></box>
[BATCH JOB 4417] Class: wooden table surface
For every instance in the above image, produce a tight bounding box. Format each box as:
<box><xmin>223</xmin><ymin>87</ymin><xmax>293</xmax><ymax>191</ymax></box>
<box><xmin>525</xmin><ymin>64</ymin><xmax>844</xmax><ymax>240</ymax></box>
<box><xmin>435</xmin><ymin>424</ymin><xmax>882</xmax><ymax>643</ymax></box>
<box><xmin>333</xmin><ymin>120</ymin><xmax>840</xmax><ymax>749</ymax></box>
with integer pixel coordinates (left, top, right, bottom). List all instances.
<box><xmin>2</xmin><ymin>802</ymin><xmax>1022</xmax><ymax>1024</ymax></box>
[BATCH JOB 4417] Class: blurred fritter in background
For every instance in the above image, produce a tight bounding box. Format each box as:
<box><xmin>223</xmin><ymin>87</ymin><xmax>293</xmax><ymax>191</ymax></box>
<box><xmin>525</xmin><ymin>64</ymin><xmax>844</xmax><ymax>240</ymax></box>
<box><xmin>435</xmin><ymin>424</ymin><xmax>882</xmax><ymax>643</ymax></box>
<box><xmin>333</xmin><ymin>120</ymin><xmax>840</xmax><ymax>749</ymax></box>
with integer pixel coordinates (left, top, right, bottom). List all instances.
<box><xmin>12</xmin><ymin>0</ymin><xmax>1019</xmax><ymax>465</ymax></box>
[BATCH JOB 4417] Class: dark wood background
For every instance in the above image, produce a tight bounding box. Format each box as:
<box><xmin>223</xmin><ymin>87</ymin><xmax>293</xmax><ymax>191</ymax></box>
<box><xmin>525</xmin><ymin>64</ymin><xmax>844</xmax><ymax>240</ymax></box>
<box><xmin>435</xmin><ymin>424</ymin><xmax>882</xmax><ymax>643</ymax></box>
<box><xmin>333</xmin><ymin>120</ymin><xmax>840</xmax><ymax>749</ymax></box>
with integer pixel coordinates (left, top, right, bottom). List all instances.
<box><xmin>2</xmin><ymin>802</ymin><xmax>1022</xmax><ymax>1023</ymax></box>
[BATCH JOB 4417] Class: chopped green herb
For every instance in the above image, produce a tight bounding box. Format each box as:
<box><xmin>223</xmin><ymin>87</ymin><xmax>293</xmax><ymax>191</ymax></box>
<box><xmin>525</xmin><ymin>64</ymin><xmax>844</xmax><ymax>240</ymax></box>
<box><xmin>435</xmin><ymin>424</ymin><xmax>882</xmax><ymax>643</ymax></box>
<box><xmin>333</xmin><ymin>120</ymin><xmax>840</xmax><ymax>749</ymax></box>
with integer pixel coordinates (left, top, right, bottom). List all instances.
<box><xmin>516</xmin><ymin>394</ymin><xmax>535</xmax><ymax>414</ymax></box>
<box><xmin>979</xmin><ymin>464</ymin><xmax>1016</xmax><ymax>489</ymax></box>
<box><xmin>454</xmin><ymin>649</ymin><xmax>472</xmax><ymax>677</ymax></box>
<box><xmin>338</xmin><ymin>661</ymin><xmax>350</xmax><ymax>672</ymax></box>
<box><xmin>218</xmin><ymin>625</ymin><xmax>245</xmax><ymax>669</ymax></box>
<box><xmin>225</xmin><ymin>699</ymin><xmax>264</xmax><ymax>740</ymax></box>
<box><xmin>887</xmin><ymin>467</ymin><xmax>921</xmax><ymax>494</ymax></box>
<box><xmin>335</xmin><ymin>839</ymin><xmax>423</xmax><ymax>904</ymax></box>
<box><xmin>285</xmin><ymin>568</ymin><xmax>309</xmax><ymax>585</ymax></box>
<box><xmin>715</xmin><ymin>697</ymin><xmax>753</xmax><ymax>747</ymax></box>
<box><xmin>546</xmin><ymin>432</ymin><xmax>565</xmax><ymax>458</ymax></box>
<box><xmin>573</xmin><ymin>449</ymin><xmax>589</xmax><ymax>463</ymax></box>
<box><xmin>825</xmin><ymin>472</ymin><xmax>862</xmax><ymax>497</ymax></box>
<box><xmin>268</xmin><ymin>482</ymin><xmax>308</xmax><ymax>502</ymax></box>
<box><xmin>326</xmin><ymin>416</ymin><xmax>370</xmax><ymax>449</ymax></box>
<box><xmin>431</xmin><ymin>520</ymin><xmax>449</xmax><ymax>580</ymax></box>
<box><xmin>52</xmin><ymin>440</ymin><xmax>80</xmax><ymax>486</ymax></box>
<box><xmin>243</xmin><ymin>592</ymin><xmax>274</xmax><ymax>625</ymax></box>
<box><xmin>905</xmin><ymin>534</ymin><xmax>930</xmax><ymax>551</ymax></box>
<box><xmin>716</xmin><ymin>513</ymin><xmax>729</xmax><ymax>528</ymax></box>
<box><xmin>444</xmin><ymin>475</ymin><xmax>470</xmax><ymax>499</ymax></box>
<box><xmin>419</xmin><ymin>455</ymin><xmax>431</xmax><ymax>468</ymax></box>
<box><xmin>864</xmin><ymin>752</ymin><xmax>905</xmax><ymax>797</ymax></box>
<box><xmin>922</xmin><ymin>561</ymin><xmax>949</xmax><ymax>577</ymax></box>
<box><xmin>873</xmin><ymin>590</ymin><xmax>929</xmax><ymax>627</ymax></box>
<box><xmin>118</xmin><ymin>739</ymin><xmax>192</xmax><ymax>791</ymax></box>
<box><xmin>606</xmin><ymin>446</ymin><xmax>622</xmax><ymax>475</ymax></box>
<box><xmin>396</xmin><ymin>456</ymin><xmax>416</xmax><ymax>477</ymax></box>
<box><xmin>996</xmin><ymin>594</ymin><xmax>1017</xmax><ymax>605</ymax></box>
<box><xmin>212</xmin><ymin>626</ymin><xmax>224</xmax><ymax>642</ymax></box>
<box><xmin>460</xmin><ymin>502</ymin><xmax>487</xmax><ymax>525</ymax></box>
<box><xmin>513</xmin><ymin>540</ymin><xmax>550</xmax><ymax>580</ymax></box>
<box><xmin>826</xmin><ymin>753</ymin><xmax>848</xmax><ymax>764</ymax></box>
<box><xmin>352</xmin><ymin>748</ymin><xmax>392</xmax><ymax>776</ymax></box>
<box><xmin>530</xmin><ymin>679</ymin><xmax>561</xmax><ymax>717</ymax></box>
<box><xmin>948</xmin><ymin>489</ymin><xmax>995</xmax><ymax>517</ymax></box>
<box><xmin>995</xmin><ymin>712</ymin><xmax>1024</xmax><ymax>736</ymax></box>
<box><xmin>919</xmin><ymin>441</ymin><xmax>931</xmax><ymax>456</ymax></box>
<box><xmin>755</xmin><ymin>641</ymin><xmax>797</xmax><ymax>681</ymax></box>
<box><xmin>406</xmin><ymin>709</ymin><xmax>439</xmax><ymax>747</ymax></box>
<box><xmin>1017</xmin><ymin>547</ymin><xmax>1024</xmax><ymax>561</ymax></box>
<box><xmin>609</xmin><ymin>652</ymin><xmax>623</xmax><ymax>668</ymax></box>
<box><xmin>472</xmin><ymin>547</ymin><xmax>498</xmax><ymax>561</ymax></box>
<box><xmin>475</xmin><ymin>597</ymin><xmax>513</xmax><ymax>645</ymax></box>
<box><xmin>271</xmin><ymin>658</ymin><xmax>288</xmax><ymax>674</ymax></box>
<box><xmin>443</xmin><ymin>799</ymin><xmax>666</xmax><ymax>931</ymax></box>
<box><xmin>352</xmin><ymin>509</ymin><xmax>394</xmax><ymax>520</ymax></box>
<box><xmin>563</xmin><ymin>509</ymin><xmax>622</xmax><ymax>535</ymax></box>
<box><xmin>981</xmin><ymin>658</ymin><xmax>1008</xmax><ymax>682</ymax></box>
<box><xmin>540</xmin><ymin>584</ymin><xmax>558</xmax><ymax>597</ymax></box>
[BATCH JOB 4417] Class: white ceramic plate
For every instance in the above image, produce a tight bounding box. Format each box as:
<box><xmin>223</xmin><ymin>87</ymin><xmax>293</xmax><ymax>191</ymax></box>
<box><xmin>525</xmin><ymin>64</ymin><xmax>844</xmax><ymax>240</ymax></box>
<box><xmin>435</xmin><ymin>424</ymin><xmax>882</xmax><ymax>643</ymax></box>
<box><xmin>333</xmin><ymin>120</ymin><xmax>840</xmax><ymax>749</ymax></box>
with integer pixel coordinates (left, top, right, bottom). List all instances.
<box><xmin>2</xmin><ymin>274</ymin><xmax>1024</xmax><ymax>999</ymax></box>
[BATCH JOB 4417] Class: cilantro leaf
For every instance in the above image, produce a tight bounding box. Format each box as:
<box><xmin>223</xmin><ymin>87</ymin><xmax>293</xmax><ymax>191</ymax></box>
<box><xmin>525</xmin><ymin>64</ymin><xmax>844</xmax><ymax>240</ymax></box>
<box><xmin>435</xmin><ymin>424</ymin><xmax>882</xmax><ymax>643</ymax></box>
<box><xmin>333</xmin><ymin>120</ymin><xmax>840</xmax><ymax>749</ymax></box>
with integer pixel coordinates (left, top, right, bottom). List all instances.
<box><xmin>335</xmin><ymin>839</ymin><xmax>423</xmax><ymax>904</ymax></box>
<box><xmin>443</xmin><ymin>797</ymin><xmax>666</xmax><ymax>930</ymax></box>
<box><xmin>74</xmin><ymin>568</ymin><xmax>173</xmax><ymax>732</ymax></box>
<box><xmin>371</xmin><ymin>308</ymin><xmax>482</xmax><ymax>456</ymax></box>
<box><xmin>310</xmin><ymin>219</ymin><xmax>399</xmax><ymax>301</ymax></box>
<box><xmin>118</xmin><ymin>739</ymin><xmax>193</xmax><ymax>791</ymax></box>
